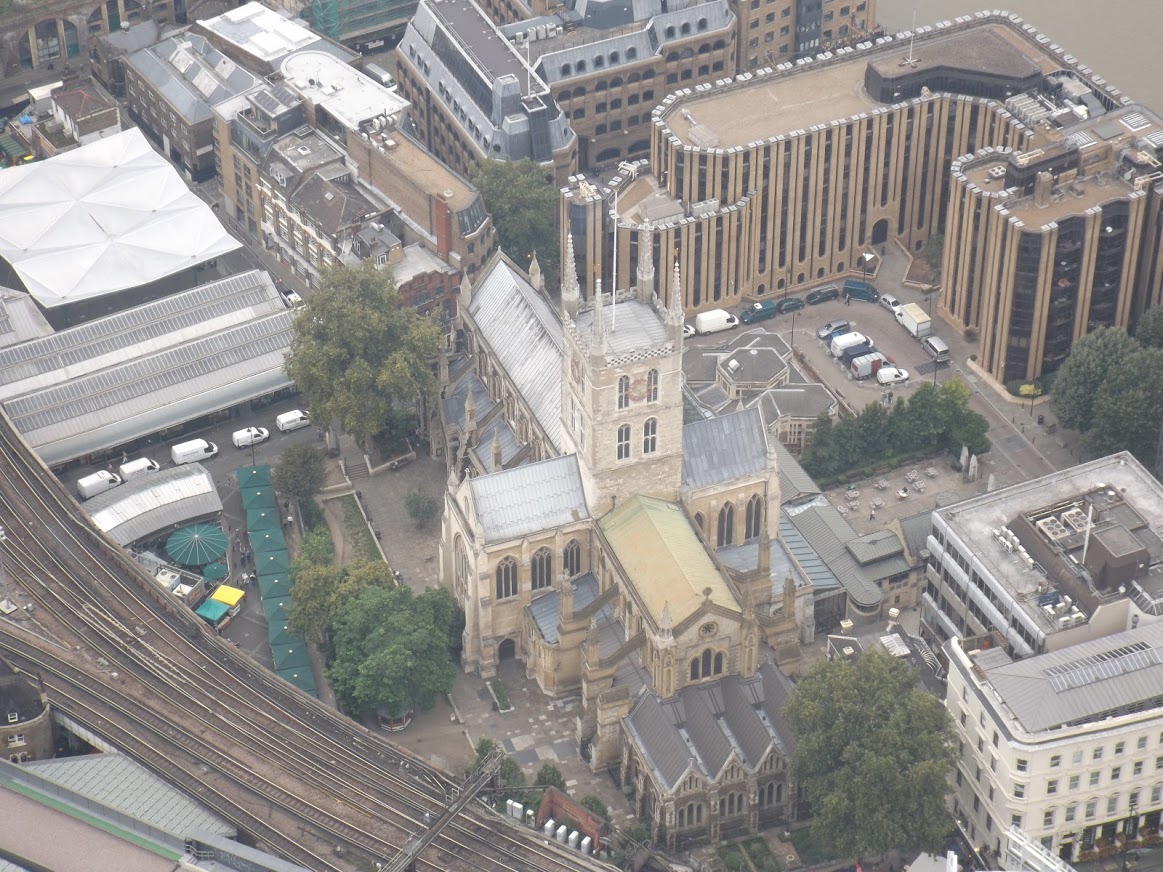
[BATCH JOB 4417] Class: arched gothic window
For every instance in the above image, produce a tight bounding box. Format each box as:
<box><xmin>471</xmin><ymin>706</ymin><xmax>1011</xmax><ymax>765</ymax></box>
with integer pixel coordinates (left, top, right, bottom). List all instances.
<box><xmin>646</xmin><ymin>368</ymin><xmax>659</xmax><ymax>402</ymax></box>
<box><xmin>745</xmin><ymin>493</ymin><xmax>763</xmax><ymax>540</ymax></box>
<box><xmin>717</xmin><ymin>502</ymin><xmax>735</xmax><ymax>546</ymax></box>
<box><xmin>531</xmin><ymin>547</ymin><xmax>553</xmax><ymax>590</ymax></box>
<box><xmin>617</xmin><ymin>375</ymin><xmax>630</xmax><ymax>409</ymax></box>
<box><xmin>495</xmin><ymin>557</ymin><xmax>517</xmax><ymax>599</ymax></box>
<box><xmin>563</xmin><ymin>539</ymin><xmax>581</xmax><ymax>577</ymax></box>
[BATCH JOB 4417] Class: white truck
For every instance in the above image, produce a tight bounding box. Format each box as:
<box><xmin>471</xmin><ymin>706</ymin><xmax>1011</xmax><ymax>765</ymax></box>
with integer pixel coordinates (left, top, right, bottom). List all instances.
<box><xmin>829</xmin><ymin>331</ymin><xmax>869</xmax><ymax>358</ymax></box>
<box><xmin>76</xmin><ymin>470</ymin><xmax>122</xmax><ymax>499</ymax></box>
<box><xmin>896</xmin><ymin>302</ymin><xmax>932</xmax><ymax>339</ymax></box>
<box><xmin>850</xmin><ymin>352</ymin><xmax>890</xmax><ymax>380</ymax></box>
<box><xmin>694</xmin><ymin>308</ymin><xmax>739</xmax><ymax>335</ymax></box>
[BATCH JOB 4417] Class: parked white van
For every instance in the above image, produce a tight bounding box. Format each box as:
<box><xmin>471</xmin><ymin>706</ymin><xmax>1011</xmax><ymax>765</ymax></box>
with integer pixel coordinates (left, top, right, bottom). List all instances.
<box><xmin>118</xmin><ymin>457</ymin><xmax>160</xmax><ymax>480</ymax></box>
<box><xmin>171</xmin><ymin>439</ymin><xmax>218</xmax><ymax>465</ymax></box>
<box><xmin>921</xmin><ymin>335</ymin><xmax>950</xmax><ymax>363</ymax></box>
<box><xmin>829</xmin><ymin>331</ymin><xmax>869</xmax><ymax>358</ymax></box>
<box><xmin>276</xmin><ymin>410</ymin><xmax>311</xmax><ymax>432</ymax></box>
<box><xmin>693</xmin><ymin>309</ymin><xmax>740</xmax><ymax>335</ymax></box>
<box><xmin>77</xmin><ymin>470</ymin><xmax>122</xmax><ymax>500</ymax></box>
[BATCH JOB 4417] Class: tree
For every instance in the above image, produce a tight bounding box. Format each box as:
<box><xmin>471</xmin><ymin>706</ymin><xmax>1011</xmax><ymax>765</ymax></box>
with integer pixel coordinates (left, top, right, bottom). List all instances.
<box><xmin>473</xmin><ymin>738</ymin><xmax>525</xmax><ymax>789</ymax></box>
<box><xmin>938</xmin><ymin>378</ymin><xmax>989</xmax><ymax>455</ymax></box>
<box><xmin>288</xmin><ymin>558</ymin><xmax>395</xmax><ymax>645</ymax></box>
<box><xmin>271</xmin><ymin>443</ymin><xmax>327</xmax><ymax>502</ymax></box>
<box><xmin>327</xmin><ymin>584</ymin><xmax>458</xmax><ymax>718</ymax></box>
<box><xmin>535</xmin><ymin>762</ymin><xmax>567</xmax><ymax>792</ymax></box>
<box><xmin>1085</xmin><ymin>347</ymin><xmax>1163</xmax><ymax>464</ymax></box>
<box><xmin>923</xmin><ymin>233</ymin><xmax>944</xmax><ymax>274</ymax></box>
<box><xmin>1050</xmin><ymin>326</ymin><xmax>1138</xmax><ymax>433</ymax></box>
<box><xmin>405</xmin><ymin>488</ymin><xmax>441</xmax><ymax>527</ymax></box>
<box><xmin>470</xmin><ymin>159</ymin><xmax>560</xmax><ymax>292</ymax></box>
<box><xmin>284</xmin><ymin>262</ymin><xmax>441</xmax><ymax>444</ymax></box>
<box><xmin>1135</xmin><ymin>307</ymin><xmax>1163</xmax><ymax>350</ymax></box>
<box><xmin>580</xmin><ymin>794</ymin><xmax>610</xmax><ymax>822</ymax></box>
<box><xmin>784</xmin><ymin>653</ymin><xmax>956</xmax><ymax>858</ymax></box>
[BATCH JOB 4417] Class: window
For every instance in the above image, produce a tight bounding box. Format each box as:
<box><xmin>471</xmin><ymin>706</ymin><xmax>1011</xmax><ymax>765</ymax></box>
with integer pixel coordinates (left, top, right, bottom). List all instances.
<box><xmin>717</xmin><ymin>503</ymin><xmax>735</xmax><ymax>546</ymax></box>
<box><xmin>1156</xmin><ymin>755</ymin><xmax>1163</xmax><ymax>771</ymax></box>
<box><xmin>563</xmin><ymin>540</ymin><xmax>581</xmax><ymax>577</ymax></box>
<box><xmin>1133</xmin><ymin>762</ymin><xmax>1143</xmax><ymax>776</ymax></box>
<box><xmin>1011</xmin><ymin>815</ymin><xmax>1022</xmax><ymax>828</ymax></box>
<box><xmin>1111</xmin><ymin>767</ymin><xmax>1122</xmax><ymax>782</ymax></box>
<box><xmin>1153</xmin><ymin>786</ymin><xmax>1162</xmax><ymax>806</ymax></box>
<box><xmin>1065</xmin><ymin>805</ymin><xmax>1077</xmax><ymax>823</ymax></box>
<box><xmin>1090</xmin><ymin>771</ymin><xmax>1101</xmax><ymax>787</ymax></box>
<box><xmin>1094</xmin><ymin>747</ymin><xmax>1104</xmax><ymax>761</ymax></box>
<box><xmin>694</xmin><ymin>512</ymin><xmax>705</xmax><ymax>534</ymax></box>
<box><xmin>1085</xmin><ymin>800</ymin><xmax>1098</xmax><ymax>819</ymax></box>
<box><xmin>1044</xmin><ymin>810</ymin><xmax>1055</xmax><ymax>828</ymax></box>
<box><xmin>531</xmin><ymin>547</ymin><xmax>553</xmax><ymax>591</ymax></box>
<box><xmin>495</xmin><ymin>557</ymin><xmax>517</xmax><ymax>599</ymax></box>
<box><xmin>1047</xmin><ymin>780</ymin><xmax>1058</xmax><ymax>795</ymax></box>
<box><xmin>1017</xmin><ymin>759</ymin><xmax>1028</xmax><ymax>773</ymax></box>
<box><xmin>1138</xmin><ymin>736</ymin><xmax>1148</xmax><ymax>751</ymax></box>
<box><xmin>642</xmin><ymin>418</ymin><xmax>657</xmax><ymax>454</ymax></box>
<box><xmin>745</xmin><ymin>494</ymin><xmax>763</xmax><ymax>539</ymax></box>
<box><xmin>616</xmin><ymin>424</ymin><xmax>631</xmax><ymax>460</ymax></box>
<box><xmin>1116</xmin><ymin>742</ymin><xmax>1126</xmax><ymax>755</ymax></box>
<box><xmin>1107</xmin><ymin>796</ymin><xmax>1118</xmax><ymax>816</ymax></box>
<box><xmin>6</xmin><ymin>734</ymin><xmax>24</xmax><ymax>747</ymax></box>
<box><xmin>1014</xmin><ymin>784</ymin><xmax>1025</xmax><ymax>799</ymax></box>
<box><xmin>1070</xmin><ymin>775</ymin><xmax>1080</xmax><ymax>791</ymax></box>
<box><xmin>646</xmin><ymin>368</ymin><xmax>659</xmax><ymax>402</ymax></box>
<box><xmin>1073</xmin><ymin>751</ymin><xmax>1084</xmax><ymax>765</ymax></box>
<box><xmin>617</xmin><ymin>375</ymin><xmax>630</xmax><ymax>409</ymax></box>
<box><xmin>1050</xmin><ymin>755</ymin><xmax>1061</xmax><ymax>768</ymax></box>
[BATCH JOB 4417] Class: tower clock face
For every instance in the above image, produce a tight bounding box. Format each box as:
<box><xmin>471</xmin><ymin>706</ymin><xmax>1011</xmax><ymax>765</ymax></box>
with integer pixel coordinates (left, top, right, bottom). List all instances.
<box><xmin>629</xmin><ymin>379</ymin><xmax>647</xmax><ymax>402</ymax></box>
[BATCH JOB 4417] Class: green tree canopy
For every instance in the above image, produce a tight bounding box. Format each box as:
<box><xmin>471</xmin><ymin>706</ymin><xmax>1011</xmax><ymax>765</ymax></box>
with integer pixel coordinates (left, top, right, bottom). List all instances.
<box><xmin>473</xmin><ymin>737</ymin><xmax>525</xmax><ymax>788</ymax></box>
<box><xmin>470</xmin><ymin>159</ymin><xmax>560</xmax><ymax>291</ymax></box>
<box><xmin>580</xmin><ymin>795</ymin><xmax>610</xmax><ymax>822</ymax></box>
<box><xmin>1084</xmin><ymin>346</ymin><xmax>1163</xmax><ymax>464</ymax></box>
<box><xmin>271</xmin><ymin>443</ymin><xmax>327</xmax><ymax>502</ymax></box>
<box><xmin>327</xmin><ymin>585</ymin><xmax>460</xmax><ymax>718</ymax></box>
<box><xmin>405</xmin><ymin>488</ymin><xmax>441</xmax><ymax>527</ymax></box>
<box><xmin>284</xmin><ymin>262</ymin><xmax>441</xmax><ymax>443</ymax></box>
<box><xmin>287</xmin><ymin>558</ymin><xmax>395</xmax><ymax>645</ymax></box>
<box><xmin>1135</xmin><ymin>307</ymin><xmax>1163</xmax><ymax>350</ymax></box>
<box><xmin>923</xmin><ymin>233</ymin><xmax>944</xmax><ymax>273</ymax></box>
<box><xmin>1049</xmin><ymin>326</ymin><xmax>1138</xmax><ymax>433</ymax></box>
<box><xmin>784</xmin><ymin>653</ymin><xmax>956</xmax><ymax>858</ymax></box>
<box><xmin>534</xmin><ymin>762</ymin><xmax>567</xmax><ymax>792</ymax></box>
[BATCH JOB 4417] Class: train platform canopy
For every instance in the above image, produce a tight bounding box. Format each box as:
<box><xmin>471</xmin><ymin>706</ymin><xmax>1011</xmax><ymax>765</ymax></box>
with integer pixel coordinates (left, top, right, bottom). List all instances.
<box><xmin>0</xmin><ymin>270</ymin><xmax>293</xmax><ymax>466</ymax></box>
<box><xmin>84</xmin><ymin>464</ymin><xmax>222</xmax><ymax>547</ymax></box>
<box><xmin>277</xmin><ymin>667</ymin><xmax>316</xmax><ymax>695</ymax></box>
<box><xmin>0</xmin><ymin>128</ymin><xmax>241</xmax><ymax>310</ymax></box>
<box><xmin>210</xmin><ymin>585</ymin><xmax>245</xmax><ymax>608</ymax></box>
<box><xmin>195</xmin><ymin>598</ymin><xmax>230</xmax><ymax>625</ymax></box>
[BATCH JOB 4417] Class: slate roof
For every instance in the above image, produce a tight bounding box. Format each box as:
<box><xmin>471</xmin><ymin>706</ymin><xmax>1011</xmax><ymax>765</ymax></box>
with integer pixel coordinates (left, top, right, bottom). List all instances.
<box><xmin>898</xmin><ymin>511</ymin><xmax>934</xmax><ymax>563</ymax></box>
<box><xmin>624</xmin><ymin>661</ymin><xmax>795</xmax><ymax>792</ymax></box>
<box><xmin>847</xmin><ymin>530</ymin><xmax>904</xmax><ymax>565</ymax></box>
<box><xmin>573</xmin><ymin>298</ymin><xmax>669</xmax><ymax>357</ymax></box>
<box><xmin>475</xmin><ymin>415</ymin><xmax>522</xmax><ymax>473</ymax></box>
<box><xmin>21</xmin><ymin>754</ymin><xmax>235</xmax><ymax>838</ymax></box>
<box><xmin>601</xmin><ymin>495</ymin><xmax>736</xmax><ymax>628</ymax></box>
<box><xmin>681</xmin><ymin>407</ymin><xmax>768</xmax><ymax>490</ymax></box>
<box><xmin>774</xmin><ymin>441</ymin><xmax>820</xmax><ymax>505</ymax></box>
<box><xmin>528</xmin><ymin>572</ymin><xmax>600</xmax><ymax>644</ymax></box>
<box><xmin>778</xmin><ymin>512</ymin><xmax>841</xmax><ymax>593</ymax></box>
<box><xmin>972</xmin><ymin>621</ymin><xmax>1163</xmax><ymax>733</ymax></box>
<box><xmin>751</xmin><ymin>383</ymin><xmax>837</xmax><ymax>420</ymax></box>
<box><xmin>468</xmin><ymin>257</ymin><xmax>564</xmax><ymax>451</ymax></box>
<box><xmin>441</xmin><ymin>371</ymin><xmax>496</xmax><ymax>431</ymax></box>
<box><xmin>469</xmin><ymin>454</ymin><xmax>587</xmax><ymax>543</ymax></box>
<box><xmin>783</xmin><ymin>504</ymin><xmax>885</xmax><ymax>609</ymax></box>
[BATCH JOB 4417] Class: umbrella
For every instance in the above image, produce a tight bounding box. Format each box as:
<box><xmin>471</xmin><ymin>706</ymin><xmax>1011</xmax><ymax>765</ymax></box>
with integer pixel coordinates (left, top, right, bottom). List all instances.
<box><xmin>262</xmin><ymin>597</ymin><xmax>290</xmax><ymax>624</ymax></box>
<box><xmin>255</xmin><ymin>550</ymin><xmax>289</xmax><ymax>575</ymax></box>
<box><xmin>242</xmin><ymin>487</ymin><xmax>278</xmax><ymax>511</ymax></box>
<box><xmin>246</xmin><ymin>509</ymin><xmax>281</xmax><ymax>532</ymax></box>
<box><xmin>166</xmin><ymin>523</ymin><xmax>228</xmax><ymax>566</ymax></box>
<box><xmin>202</xmin><ymin>562</ymin><xmax>228</xmax><ymax>582</ymax></box>
<box><xmin>250</xmin><ymin>530</ymin><xmax>287</xmax><ymax>554</ymax></box>
<box><xmin>237</xmin><ymin>464</ymin><xmax>272</xmax><ymax>488</ymax></box>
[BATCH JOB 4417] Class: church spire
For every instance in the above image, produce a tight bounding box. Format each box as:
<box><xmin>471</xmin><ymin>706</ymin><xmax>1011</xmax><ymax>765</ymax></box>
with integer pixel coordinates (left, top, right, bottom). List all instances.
<box><xmin>529</xmin><ymin>250</ymin><xmax>544</xmax><ymax>292</ymax></box>
<box><xmin>636</xmin><ymin>224</ymin><xmax>655</xmax><ymax>302</ymax></box>
<box><xmin>666</xmin><ymin>258</ymin><xmax>684</xmax><ymax>342</ymax></box>
<box><xmin>560</xmin><ymin>233</ymin><xmax>580</xmax><ymax>321</ymax></box>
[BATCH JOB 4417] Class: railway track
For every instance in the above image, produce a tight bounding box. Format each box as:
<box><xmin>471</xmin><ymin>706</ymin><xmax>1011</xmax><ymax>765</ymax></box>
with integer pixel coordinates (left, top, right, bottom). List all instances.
<box><xmin>0</xmin><ymin>414</ymin><xmax>606</xmax><ymax>872</ymax></box>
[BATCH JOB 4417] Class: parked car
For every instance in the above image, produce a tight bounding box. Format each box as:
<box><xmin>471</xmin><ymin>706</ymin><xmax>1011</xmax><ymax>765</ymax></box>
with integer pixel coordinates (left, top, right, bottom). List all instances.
<box><xmin>276</xmin><ymin>410</ymin><xmax>311</xmax><ymax>432</ymax></box>
<box><xmin>816</xmin><ymin>318</ymin><xmax>851</xmax><ymax>340</ymax></box>
<box><xmin>843</xmin><ymin>278</ymin><xmax>880</xmax><ymax>303</ymax></box>
<box><xmin>879</xmin><ymin>293</ymin><xmax>902</xmax><ymax>312</ymax></box>
<box><xmin>282</xmin><ymin>290</ymin><xmax>304</xmax><ymax>308</ymax></box>
<box><xmin>877</xmin><ymin>366</ymin><xmax>910</xmax><ymax>385</ymax></box>
<box><xmin>739</xmin><ymin>299</ymin><xmax>779</xmax><ymax>323</ymax></box>
<box><xmin>232</xmin><ymin>426</ymin><xmax>270</xmax><ymax>448</ymax></box>
<box><xmin>683</xmin><ymin>323</ymin><xmax>696</xmax><ymax>338</ymax></box>
<box><xmin>775</xmin><ymin>297</ymin><xmax>805</xmax><ymax>314</ymax></box>
<box><xmin>806</xmin><ymin>285</ymin><xmax>840</xmax><ymax>305</ymax></box>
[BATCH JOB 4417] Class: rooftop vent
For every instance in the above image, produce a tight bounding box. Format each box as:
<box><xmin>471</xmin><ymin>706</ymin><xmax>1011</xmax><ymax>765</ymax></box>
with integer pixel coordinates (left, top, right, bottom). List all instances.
<box><xmin>1037</xmin><ymin>515</ymin><xmax>1070</xmax><ymax>540</ymax></box>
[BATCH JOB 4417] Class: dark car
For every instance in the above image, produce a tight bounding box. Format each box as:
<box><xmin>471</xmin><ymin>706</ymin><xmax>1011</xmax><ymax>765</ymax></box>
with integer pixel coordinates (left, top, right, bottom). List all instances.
<box><xmin>842</xmin><ymin>278</ymin><xmax>880</xmax><ymax>304</ymax></box>
<box><xmin>776</xmin><ymin>297</ymin><xmax>805</xmax><ymax>314</ymax></box>
<box><xmin>806</xmin><ymin>285</ymin><xmax>840</xmax><ymax>305</ymax></box>
<box><xmin>739</xmin><ymin>299</ymin><xmax>779</xmax><ymax>323</ymax></box>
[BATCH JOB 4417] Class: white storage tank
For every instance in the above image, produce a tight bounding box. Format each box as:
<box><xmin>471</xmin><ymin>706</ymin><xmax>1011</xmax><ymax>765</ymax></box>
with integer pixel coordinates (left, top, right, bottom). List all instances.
<box><xmin>568</xmin><ymin>831</ymin><xmax>580</xmax><ymax>849</ymax></box>
<box><xmin>543</xmin><ymin>819</ymin><xmax>556</xmax><ymax>838</ymax></box>
<box><xmin>511</xmin><ymin>801</ymin><xmax>523</xmax><ymax>820</ymax></box>
<box><xmin>580</xmin><ymin>836</ymin><xmax>593</xmax><ymax>855</ymax></box>
<box><xmin>556</xmin><ymin>825</ymin><xmax>568</xmax><ymax>843</ymax></box>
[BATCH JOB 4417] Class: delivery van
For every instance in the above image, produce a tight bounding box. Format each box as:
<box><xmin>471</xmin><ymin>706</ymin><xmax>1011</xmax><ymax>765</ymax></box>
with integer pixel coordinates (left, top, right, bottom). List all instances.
<box><xmin>77</xmin><ymin>470</ymin><xmax>122</xmax><ymax>500</ymax></box>
<box><xmin>118</xmin><ymin>457</ymin><xmax>160</xmax><ymax>480</ymax></box>
<box><xmin>829</xmin><ymin>331</ymin><xmax>869</xmax><ymax>358</ymax></box>
<box><xmin>171</xmin><ymin>438</ymin><xmax>218</xmax><ymax>465</ymax></box>
<box><xmin>921</xmin><ymin>335</ymin><xmax>950</xmax><ymax>363</ymax></box>
<box><xmin>276</xmin><ymin>409</ymin><xmax>311</xmax><ymax>432</ymax></box>
<box><xmin>693</xmin><ymin>308</ymin><xmax>740</xmax><ymax>335</ymax></box>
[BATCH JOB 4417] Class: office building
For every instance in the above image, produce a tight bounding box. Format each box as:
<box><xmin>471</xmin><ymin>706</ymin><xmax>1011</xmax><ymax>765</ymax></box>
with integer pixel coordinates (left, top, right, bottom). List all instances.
<box><xmin>922</xmin><ymin>452</ymin><xmax>1163</xmax><ymax>659</ymax></box>
<box><xmin>193</xmin><ymin>2</ymin><xmax>357</xmax><ymax>77</ymax></box>
<box><xmin>946</xmin><ymin>624</ymin><xmax>1163</xmax><ymax>863</ymax></box>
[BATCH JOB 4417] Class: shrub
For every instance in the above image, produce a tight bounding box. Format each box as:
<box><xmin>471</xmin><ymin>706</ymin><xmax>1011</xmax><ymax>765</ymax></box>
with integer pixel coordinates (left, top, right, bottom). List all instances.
<box><xmin>580</xmin><ymin>794</ymin><xmax>610</xmax><ymax>822</ymax></box>
<box><xmin>490</xmin><ymin>678</ymin><xmax>511</xmax><ymax>711</ymax></box>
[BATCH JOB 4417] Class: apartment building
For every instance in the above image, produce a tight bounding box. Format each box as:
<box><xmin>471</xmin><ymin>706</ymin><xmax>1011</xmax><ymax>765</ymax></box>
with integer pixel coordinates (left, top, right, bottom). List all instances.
<box><xmin>31</xmin><ymin>79</ymin><xmax>121</xmax><ymax>157</ymax></box>
<box><xmin>921</xmin><ymin>452</ymin><xmax>1163</xmax><ymax>659</ymax></box>
<box><xmin>946</xmin><ymin>625</ymin><xmax>1163</xmax><ymax>864</ymax></box>
<box><xmin>124</xmin><ymin>32</ymin><xmax>263</xmax><ymax>180</ymax></box>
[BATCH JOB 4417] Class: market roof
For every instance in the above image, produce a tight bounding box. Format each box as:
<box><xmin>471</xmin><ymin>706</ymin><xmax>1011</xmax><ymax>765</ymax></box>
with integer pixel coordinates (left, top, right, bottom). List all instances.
<box><xmin>601</xmin><ymin>495</ymin><xmax>737</xmax><ymax>629</ymax></box>
<box><xmin>970</xmin><ymin>620</ymin><xmax>1163</xmax><ymax>733</ymax></box>
<box><xmin>211</xmin><ymin>585</ymin><xmax>244</xmax><ymax>607</ymax></box>
<box><xmin>20</xmin><ymin>754</ymin><xmax>235</xmax><ymax>839</ymax></box>
<box><xmin>467</xmin><ymin>254</ymin><xmax>564</xmax><ymax>451</ymax></box>
<box><xmin>83</xmin><ymin>464</ymin><xmax>222</xmax><ymax>546</ymax></box>
<box><xmin>196</xmin><ymin>598</ymin><xmax>230</xmax><ymax>622</ymax></box>
<box><xmin>0</xmin><ymin>128</ymin><xmax>241</xmax><ymax>309</ymax></box>
<box><xmin>469</xmin><ymin>454</ymin><xmax>588</xmax><ymax>544</ymax></box>
<box><xmin>681</xmin><ymin>407</ymin><xmax>769</xmax><ymax>490</ymax></box>
<box><xmin>0</xmin><ymin>270</ymin><xmax>293</xmax><ymax>466</ymax></box>
<box><xmin>624</xmin><ymin>661</ymin><xmax>796</xmax><ymax>792</ymax></box>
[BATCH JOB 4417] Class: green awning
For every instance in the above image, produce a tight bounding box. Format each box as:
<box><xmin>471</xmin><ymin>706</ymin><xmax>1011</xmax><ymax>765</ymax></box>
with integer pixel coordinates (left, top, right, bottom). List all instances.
<box><xmin>261</xmin><ymin>597</ymin><xmax>290</xmax><ymax>624</ymax></box>
<box><xmin>249</xmin><ymin>530</ymin><xmax>287</xmax><ymax>554</ymax></box>
<box><xmin>268</xmin><ymin>622</ymin><xmax>299</xmax><ymax>647</ymax></box>
<box><xmin>166</xmin><ymin>523</ymin><xmax>228</xmax><ymax>566</ymax></box>
<box><xmin>242</xmin><ymin>487</ymin><xmax>277</xmax><ymax>511</ymax></box>
<box><xmin>237</xmin><ymin>464</ymin><xmax>272</xmax><ymax>488</ymax></box>
<box><xmin>246</xmin><ymin>509</ymin><xmax>281</xmax><ymax>532</ymax></box>
<box><xmin>195</xmin><ymin>598</ymin><xmax>230</xmax><ymax>624</ymax></box>
<box><xmin>254</xmin><ymin>550</ymin><xmax>289</xmax><ymax>575</ymax></box>
<box><xmin>277</xmin><ymin>667</ymin><xmax>317</xmax><ymax>695</ymax></box>
<box><xmin>202</xmin><ymin>562</ymin><xmax>228</xmax><ymax>582</ymax></box>
<box><xmin>271</xmin><ymin>642</ymin><xmax>310</xmax><ymax>671</ymax></box>
<box><xmin>258</xmin><ymin>573</ymin><xmax>292</xmax><ymax>600</ymax></box>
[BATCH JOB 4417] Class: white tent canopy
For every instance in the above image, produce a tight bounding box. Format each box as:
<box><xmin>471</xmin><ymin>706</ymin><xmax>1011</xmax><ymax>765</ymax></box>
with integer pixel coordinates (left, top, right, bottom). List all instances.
<box><xmin>0</xmin><ymin>128</ymin><xmax>241</xmax><ymax>308</ymax></box>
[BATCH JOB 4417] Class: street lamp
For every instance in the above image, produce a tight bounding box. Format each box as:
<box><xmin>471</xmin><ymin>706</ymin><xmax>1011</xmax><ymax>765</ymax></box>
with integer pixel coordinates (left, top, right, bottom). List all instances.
<box><xmin>1122</xmin><ymin>799</ymin><xmax>1139</xmax><ymax>872</ymax></box>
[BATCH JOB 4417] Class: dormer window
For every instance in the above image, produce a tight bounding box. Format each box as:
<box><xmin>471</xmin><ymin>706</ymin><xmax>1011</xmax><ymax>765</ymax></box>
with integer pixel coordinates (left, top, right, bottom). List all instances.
<box><xmin>6</xmin><ymin>712</ymin><xmax>17</xmax><ymax>724</ymax></box>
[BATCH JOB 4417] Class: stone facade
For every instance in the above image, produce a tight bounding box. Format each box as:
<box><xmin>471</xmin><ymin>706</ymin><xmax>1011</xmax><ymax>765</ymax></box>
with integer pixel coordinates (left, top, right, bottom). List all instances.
<box><xmin>1</xmin><ymin>662</ymin><xmax>53</xmax><ymax>763</ymax></box>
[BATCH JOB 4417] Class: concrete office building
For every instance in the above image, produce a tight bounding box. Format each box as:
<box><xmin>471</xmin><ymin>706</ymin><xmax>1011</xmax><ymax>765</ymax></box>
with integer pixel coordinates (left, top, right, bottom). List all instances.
<box><xmin>946</xmin><ymin>624</ymin><xmax>1163</xmax><ymax>863</ymax></box>
<box><xmin>921</xmin><ymin>453</ymin><xmax>1163</xmax><ymax>660</ymax></box>
<box><xmin>560</xmin><ymin>12</ymin><xmax>1163</xmax><ymax>356</ymax></box>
